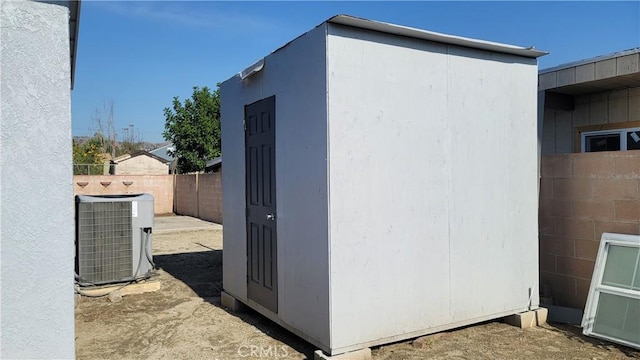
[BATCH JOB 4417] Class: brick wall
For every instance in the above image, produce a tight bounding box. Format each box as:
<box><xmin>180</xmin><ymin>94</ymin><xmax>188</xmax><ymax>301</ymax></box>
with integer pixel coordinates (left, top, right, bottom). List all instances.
<box><xmin>539</xmin><ymin>151</ymin><xmax>640</xmax><ymax>309</ymax></box>
<box><xmin>174</xmin><ymin>172</ymin><xmax>222</xmax><ymax>223</ymax></box>
<box><xmin>74</xmin><ymin>172</ymin><xmax>222</xmax><ymax>222</ymax></box>
<box><xmin>74</xmin><ymin>175</ymin><xmax>174</xmax><ymax>214</ymax></box>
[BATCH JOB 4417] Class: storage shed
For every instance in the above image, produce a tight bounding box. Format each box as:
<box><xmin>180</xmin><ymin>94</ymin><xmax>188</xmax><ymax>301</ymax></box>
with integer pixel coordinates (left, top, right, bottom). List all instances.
<box><xmin>221</xmin><ymin>15</ymin><xmax>546</xmax><ymax>356</ymax></box>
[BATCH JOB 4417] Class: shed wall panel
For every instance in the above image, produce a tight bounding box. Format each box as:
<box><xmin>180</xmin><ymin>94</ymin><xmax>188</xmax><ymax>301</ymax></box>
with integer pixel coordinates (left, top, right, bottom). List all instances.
<box><xmin>326</xmin><ymin>26</ymin><xmax>451</xmax><ymax>349</ymax></box>
<box><xmin>327</xmin><ymin>24</ymin><xmax>539</xmax><ymax>351</ymax></box>
<box><xmin>221</xmin><ymin>24</ymin><xmax>330</xmax><ymax>346</ymax></box>
<box><xmin>446</xmin><ymin>46</ymin><xmax>539</xmax><ymax>320</ymax></box>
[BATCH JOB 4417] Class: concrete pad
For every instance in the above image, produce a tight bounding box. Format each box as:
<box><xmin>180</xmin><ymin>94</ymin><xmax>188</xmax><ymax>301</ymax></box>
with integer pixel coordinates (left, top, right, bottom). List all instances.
<box><xmin>154</xmin><ymin>215</ymin><xmax>222</xmax><ymax>234</ymax></box>
<box><xmin>221</xmin><ymin>290</ymin><xmax>245</xmax><ymax>312</ymax></box>
<box><xmin>504</xmin><ymin>308</ymin><xmax>547</xmax><ymax>329</ymax></box>
<box><xmin>78</xmin><ymin>280</ymin><xmax>161</xmax><ymax>298</ymax></box>
<box><xmin>314</xmin><ymin>348</ymin><xmax>371</xmax><ymax>360</ymax></box>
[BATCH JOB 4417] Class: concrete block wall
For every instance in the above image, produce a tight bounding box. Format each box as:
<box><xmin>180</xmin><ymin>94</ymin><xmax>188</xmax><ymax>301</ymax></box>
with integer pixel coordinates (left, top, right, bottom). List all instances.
<box><xmin>73</xmin><ymin>173</ymin><xmax>222</xmax><ymax>222</ymax></box>
<box><xmin>175</xmin><ymin>175</ymin><xmax>198</xmax><ymax>216</ymax></box>
<box><xmin>174</xmin><ymin>172</ymin><xmax>223</xmax><ymax>223</ymax></box>
<box><xmin>539</xmin><ymin>151</ymin><xmax>640</xmax><ymax>309</ymax></box>
<box><xmin>73</xmin><ymin>175</ymin><xmax>174</xmax><ymax>214</ymax></box>
<box><xmin>197</xmin><ymin>173</ymin><xmax>223</xmax><ymax>223</ymax></box>
<box><xmin>542</xmin><ymin>86</ymin><xmax>640</xmax><ymax>154</ymax></box>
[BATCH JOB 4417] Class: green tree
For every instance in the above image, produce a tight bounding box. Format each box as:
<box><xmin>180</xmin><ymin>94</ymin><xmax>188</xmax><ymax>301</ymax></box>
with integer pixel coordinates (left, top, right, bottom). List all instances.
<box><xmin>163</xmin><ymin>86</ymin><xmax>221</xmax><ymax>173</ymax></box>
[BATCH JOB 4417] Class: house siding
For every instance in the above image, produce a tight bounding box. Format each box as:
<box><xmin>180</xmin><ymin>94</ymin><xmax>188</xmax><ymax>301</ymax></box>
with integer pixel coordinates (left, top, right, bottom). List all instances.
<box><xmin>542</xmin><ymin>86</ymin><xmax>640</xmax><ymax>154</ymax></box>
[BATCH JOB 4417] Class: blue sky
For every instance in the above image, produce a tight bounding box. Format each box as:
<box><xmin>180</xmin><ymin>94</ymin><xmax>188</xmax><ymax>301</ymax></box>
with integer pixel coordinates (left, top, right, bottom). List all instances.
<box><xmin>72</xmin><ymin>1</ymin><xmax>640</xmax><ymax>143</ymax></box>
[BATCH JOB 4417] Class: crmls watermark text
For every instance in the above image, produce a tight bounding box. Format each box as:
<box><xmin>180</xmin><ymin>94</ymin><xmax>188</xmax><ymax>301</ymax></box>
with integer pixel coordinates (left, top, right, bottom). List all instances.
<box><xmin>237</xmin><ymin>345</ymin><xmax>290</xmax><ymax>358</ymax></box>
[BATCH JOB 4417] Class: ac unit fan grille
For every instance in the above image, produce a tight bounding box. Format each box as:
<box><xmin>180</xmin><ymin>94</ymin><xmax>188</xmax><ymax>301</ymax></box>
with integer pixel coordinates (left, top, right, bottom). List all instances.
<box><xmin>78</xmin><ymin>201</ymin><xmax>133</xmax><ymax>283</ymax></box>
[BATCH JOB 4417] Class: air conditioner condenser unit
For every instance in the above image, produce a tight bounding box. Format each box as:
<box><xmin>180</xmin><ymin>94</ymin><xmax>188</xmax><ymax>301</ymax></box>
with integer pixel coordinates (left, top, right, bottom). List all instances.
<box><xmin>75</xmin><ymin>193</ymin><xmax>154</xmax><ymax>285</ymax></box>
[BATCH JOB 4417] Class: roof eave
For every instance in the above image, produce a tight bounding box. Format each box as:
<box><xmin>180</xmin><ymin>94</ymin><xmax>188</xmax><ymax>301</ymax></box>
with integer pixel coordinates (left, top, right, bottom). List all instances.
<box><xmin>69</xmin><ymin>0</ymin><xmax>80</xmax><ymax>89</ymax></box>
<box><xmin>539</xmin><ymin>48</ymin><xmax>640</xmax><ymax>75</ymax></box>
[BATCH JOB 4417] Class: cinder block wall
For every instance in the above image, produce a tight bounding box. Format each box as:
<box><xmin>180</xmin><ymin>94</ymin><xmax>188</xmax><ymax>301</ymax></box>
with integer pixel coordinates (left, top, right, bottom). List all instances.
<box><xmin>175</xmin><ymin>175</ymin><xmax>198</xmax><ymax>216</ymax></box>
<box><xmin>174</xmin><ymin>172</ymin><xmax>222</xmax><ymax>223</ymax></box>
<box><xmin>198</xmin><ymin>173</ymin><xmax>222</xmax><ymax>223</ymax></box>
<box><xmin>539</xmin><ymin>151</ymin><xmax>640</xmax><ymax>308</ymax></box>
<box><xmin>74</xmin><ymin>175</ymin><xmax>174</xmax><ymax>214</ymax></box>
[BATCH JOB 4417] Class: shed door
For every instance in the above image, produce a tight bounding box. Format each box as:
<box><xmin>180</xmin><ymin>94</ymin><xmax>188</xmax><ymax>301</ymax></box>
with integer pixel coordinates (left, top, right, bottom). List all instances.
<box><xmin>245</xmin><ymin>96</ymin><xmax>277</xmax><ymax>313</ymax></box>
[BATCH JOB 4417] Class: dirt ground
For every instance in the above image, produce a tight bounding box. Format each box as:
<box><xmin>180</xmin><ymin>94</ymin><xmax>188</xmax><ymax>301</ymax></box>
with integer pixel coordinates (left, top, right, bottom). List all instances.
<box><xmin>75</xmin><ymin>228</ymin><xmax>640</xmax><ymax>360</ymax></box>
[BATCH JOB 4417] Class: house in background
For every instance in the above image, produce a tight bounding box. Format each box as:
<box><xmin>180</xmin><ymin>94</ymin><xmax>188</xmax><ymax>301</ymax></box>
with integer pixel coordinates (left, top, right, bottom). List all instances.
<box><xmin>150</xmin><ymin>142</ymin><xmax>177</xmax><ymax>173</ymax></box>
<box><xmin>205</xmin><ymin>156</ymin><xmax>222</xmax><ymax>173</ymax></box>
<box><xmin>540</xmin><ymin>48</ymin><xmax>639</xmax><ymax>154</ymax></box>
<box><xmin>112</xmin><ymin>150</ymin><xmax>171</xmax><ymax>175</ymax></box>
<box><xmin>0</xmin><ymin>0</ymin><xmax>80</xmax><ymax>358</ymax></box>
<box><xmin>538</xmin><ymin>48</ymin><xmax>640</xmax><ymax>313</ymax></box>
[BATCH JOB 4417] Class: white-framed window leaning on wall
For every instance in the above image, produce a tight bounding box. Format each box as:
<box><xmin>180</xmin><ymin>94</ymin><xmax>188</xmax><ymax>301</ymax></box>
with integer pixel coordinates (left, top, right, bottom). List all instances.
<box><xmin>581</xmin><ymin>127</ymin><xmax>640</xmax><ymax>152</ymax></box>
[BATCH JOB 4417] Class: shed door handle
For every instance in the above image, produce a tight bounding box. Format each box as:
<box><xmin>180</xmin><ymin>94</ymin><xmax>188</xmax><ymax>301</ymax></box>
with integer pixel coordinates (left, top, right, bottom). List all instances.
<box><xmin>266</xmin><ymin>213</ymin><xmax>275</xmax><ymax>221</ymax></box>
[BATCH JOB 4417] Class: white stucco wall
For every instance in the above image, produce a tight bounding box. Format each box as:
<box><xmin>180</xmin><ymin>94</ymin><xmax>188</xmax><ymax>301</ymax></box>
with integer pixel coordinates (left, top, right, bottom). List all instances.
<box><xmin>0</xmin><ymin>1</ymin><xmax>75</xmax><ymax>358</ymax></box>
<box><xmin>220</xmin><ymin>24</ymin><xmax>330</xmax><ymax>347</ymax></box>
<box><xmin>327</xmin><ymin>24</ymin><xmax>539</xmax><ymax>353</ymax></box>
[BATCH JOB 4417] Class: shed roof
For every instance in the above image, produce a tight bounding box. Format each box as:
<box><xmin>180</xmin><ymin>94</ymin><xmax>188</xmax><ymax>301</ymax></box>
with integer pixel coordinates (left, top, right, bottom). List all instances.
<box><xmin>327</xmin><ymin>15</ymin><xmax>547</xmax><ymax>59</ymax></box>
<box><xmin>238</xmin><ymin>14</ymin><xmax>547</xmax><ymax>80</ymax></box>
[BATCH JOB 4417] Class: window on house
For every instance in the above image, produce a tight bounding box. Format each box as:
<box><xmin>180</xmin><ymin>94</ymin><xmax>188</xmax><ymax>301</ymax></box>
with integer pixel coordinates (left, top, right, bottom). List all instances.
<box><xmin>582</xmin><ymin>127</ymin><xmax>640</xmax><ymax>152</ymax></box>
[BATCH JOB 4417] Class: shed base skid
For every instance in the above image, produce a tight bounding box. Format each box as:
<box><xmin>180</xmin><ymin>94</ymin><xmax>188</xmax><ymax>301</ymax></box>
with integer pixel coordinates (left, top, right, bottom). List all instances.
<box><xmin>503</xmin><ymin>308</ymin><xmax>548</xmax><ymax>329</ymax></box>
<box><xmin>314</xmin><ymin>348</ymin><xmax>371</xmax><ymax>360</ymax></box>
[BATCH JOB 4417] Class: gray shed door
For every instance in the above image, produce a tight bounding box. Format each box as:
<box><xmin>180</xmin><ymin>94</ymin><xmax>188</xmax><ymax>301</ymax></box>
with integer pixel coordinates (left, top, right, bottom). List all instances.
<box><xmin>245</xmin><ymin>96</ymin><xmax>277</xmax><ymax>313</ymax></box>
